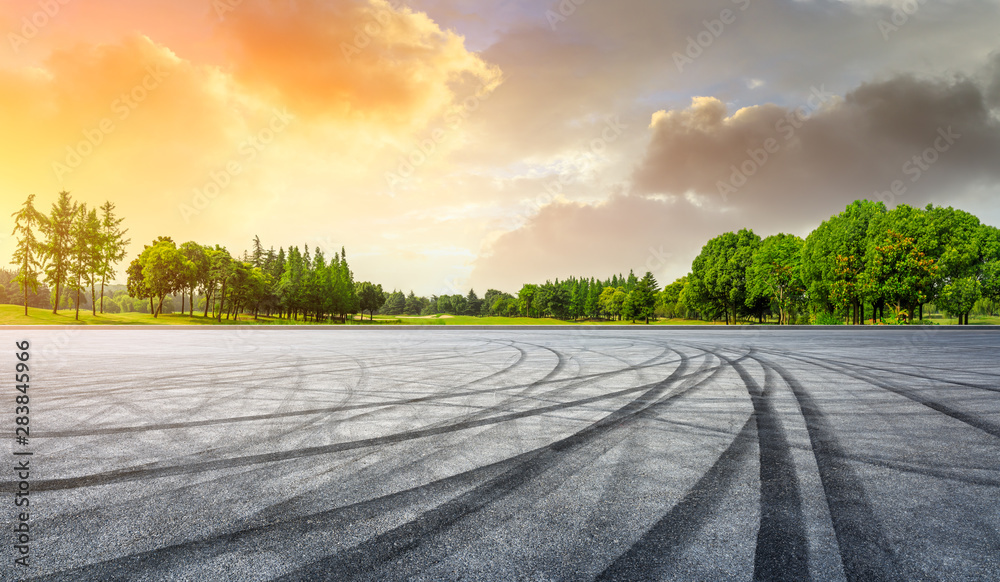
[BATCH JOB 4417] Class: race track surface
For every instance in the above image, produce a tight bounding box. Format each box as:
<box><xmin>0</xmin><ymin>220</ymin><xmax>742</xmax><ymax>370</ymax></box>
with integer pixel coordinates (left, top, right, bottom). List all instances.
<box><xmin>3</xmin><ymin>327</ymin><xmax>999</xmax><ymax>581</ymax></box>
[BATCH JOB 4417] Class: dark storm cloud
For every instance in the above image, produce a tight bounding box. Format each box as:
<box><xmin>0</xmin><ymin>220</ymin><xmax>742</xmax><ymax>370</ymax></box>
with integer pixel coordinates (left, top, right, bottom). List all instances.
<box><xmin>632</xmin><ymin>69</ymin><xmax>1000</xmax><ymax>225</ymax></box>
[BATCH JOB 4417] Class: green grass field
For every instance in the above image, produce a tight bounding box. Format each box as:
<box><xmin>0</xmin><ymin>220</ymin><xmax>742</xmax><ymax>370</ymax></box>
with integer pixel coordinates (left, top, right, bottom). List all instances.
<box><xmin>0</xmin><ymin>305</ymin><xmax>346</xmax><ymax>326</ymax></box>
<box><xmin>0</xmin><ymin>305</ymin><xmax>731</xmax><ymax>326</ymax></box>
<box><xmin>2</xmin><ymin>304</ymin><xmax>996</xmax><ymax>326</ymax></box>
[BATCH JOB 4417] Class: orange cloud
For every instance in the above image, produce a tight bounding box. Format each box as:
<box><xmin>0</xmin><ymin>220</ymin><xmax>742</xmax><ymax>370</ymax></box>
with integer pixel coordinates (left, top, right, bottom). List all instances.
<box><xmin>217</xmin><ymin>0</ymin><xmax>501</xmax><ymax>130</ymax></box>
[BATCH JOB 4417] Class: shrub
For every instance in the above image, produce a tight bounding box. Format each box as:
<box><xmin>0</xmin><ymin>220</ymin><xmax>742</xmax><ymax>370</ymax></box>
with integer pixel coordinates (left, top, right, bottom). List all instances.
<box><xmin>813</xmin><ymin>312</ymin><xmax>844</xmax><ymax>325</ymax></box>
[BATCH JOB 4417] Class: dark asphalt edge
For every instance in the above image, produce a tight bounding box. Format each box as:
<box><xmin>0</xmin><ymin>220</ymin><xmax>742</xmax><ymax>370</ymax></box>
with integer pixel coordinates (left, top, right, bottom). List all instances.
<box><xmin>3</xmin><ymin>325</ymin><xmax>999</xmax><ymax>331</ymax></box>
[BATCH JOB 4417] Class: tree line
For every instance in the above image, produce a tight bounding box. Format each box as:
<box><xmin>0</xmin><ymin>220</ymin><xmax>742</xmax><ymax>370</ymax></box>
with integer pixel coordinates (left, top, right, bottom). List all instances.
<box><xmin>376</xmin><ymin>271</ymin><xmax>661</xmax><ymax>323</ymax></box>
<box><xmin>126</xmin><ymin>235</ymin><xmax>370</xmax><ymax>322</ymax></box>
<box><xmin>671</xmin><ymin>200</ymin><xmax>1000</xmax><ymax>325</ymax></box>
<box><xmin>10</xmin><ymin>194</ymin><xmax>998</xmax><ymax>325</ymax></box>
<box><xmin>9</xmin><ymin>192</ymin><xmax>383</xmax><ymax>323</ymax></box>
<box><xmin>10</xmin><ymin>191</ymin><xmax>129</xmax><ymax>318</ymax></box>
<box><xmin>376</xmin><ymin>201</ymin><xmax>998</xmax><ymax>326</ymax></box>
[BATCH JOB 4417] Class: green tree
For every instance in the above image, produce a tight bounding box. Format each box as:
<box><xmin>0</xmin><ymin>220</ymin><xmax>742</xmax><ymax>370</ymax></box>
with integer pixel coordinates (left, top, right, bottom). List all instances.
<box><xmin>208</xmin><ymin>247</ymin><xmax>234</xmax><ymax>321</ymax></box>
<box><xmin>126</xmin><ymin>257</ymin><xmax>152</xmax><ymax>313</ymax></box>
<box><xmin>622</xmin><ymin>291</ymin><xmax>638</xmax><ymax>322</ymax></box>
<box><xmin>979</xmin><ymin>225</ymin><xmax>1000</xmax><ymax>308</ymax></box>
<box><xmin>382</xmin><ymin>289</ymin><xmax>405</xmax><ymax>315</ymax></box>
<box><xmin>68</xmin><ymin>205</ymin><xmax>100</xmax><ymax>320</ymax></box>
<box><xmin>10</xmin><ymin>194</ymin><xmax>46</xmax><ymax>315</ymax></box>
<box><xmin>357</xmin><ymin>281</ymin><xmax>386</xmax><ymax>320</ymax></box>
<box><xmin>40</xmin><ymin>191</ymin><xmax>78</xmax><ymax>313</ymax></box>
<box><xmin>936</xmin><ymin>276</ymin><xmax>980</xmax><ymax>325</ymax></box>
<box><xmin>689</xmin><ymin>229</ymin><xmax>760</xmax><ymax>324</ymax></box>
<box><xmin>179</xmin><ymin>242</ymin><xmax>208</xmax><ymax>316</ymax></box>
<box><xmin>748</xmin><ymin>234</ymin><xmax>804</xmax><ymax>325</ymax></box>
<box><xmin>801</xmin><ymin>200</ymin><xmax>885</xmax><ymax>324</ymax></box>
<box><xmin>465</xmin><ymin>289</ymin><xmax>482</xmax><ymax>316</ymax></box>
<box><xmin>140</xmin><ymin>238</ymin><xmax>186</xmax><ymax>317</ymax></box>
<box><xmin>82</xmin><ymin>208</ymin><xmax>102</xmax><ymax>317</ymax></box>
<box><xmin>632</xmin><ymin>272</ymin><xmax>659</xmax><ymax>324</ymax></box>
<box><xmin>598</xmin><ymin>286</ymin><xmax>617</xmax><ymax>320</ymax></box>
<box><xmin>97</xmin><ymin>201</ymin><xmax>129</xmax><ymax>314</ymax></box>
<box><xmin>658</xmin><ymin>277</ymin><xmax>687</xmax><ymax>319</ymax></box>
<box><xmin>277</xmin><ymin>246</ymin><xmax>304</xmax><ymax>320</ymax></box>
<box><xmin>861</xmin><ymin>228</ymin><xmax>937</xmax><ymax>323</ymax></box>
<box><xmin>545</xmin><ymin>284</ymin><xmax>570</xmax><ymax>319</ymax></box>
<box><xmin>518</xmin><ymin>284</ymin><xmax>538</xmax><ymax>317</ymax></box>
<box><xmin>586</xmin><ymin>279</ymin><xmax>601</xmax><ymax>319</ymax></box>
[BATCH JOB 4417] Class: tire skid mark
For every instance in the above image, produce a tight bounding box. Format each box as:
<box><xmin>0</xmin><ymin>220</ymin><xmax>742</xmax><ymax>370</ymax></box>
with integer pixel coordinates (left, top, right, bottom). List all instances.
<box><xmin>3</xmin><ymin>352</ymin><xmax>709</xmax><ymax>493</ymax></box>
<box><xmin>761</xmin><ymin>348</ymin><xmax>1000</xmax><ymax>440</ymax></box>
<box><xmin>754</xmin><ymin>354</ymin><xmax>915</xmax><ymax>582</ymax></box>
<box><xmin>28</xmin><ymin>437</ymin><xmax>546</xmax><ymax>582</ymax></box>
<box><xmin>32</xmin><ymin>340</ymin><xmax>524</xmax><ymax>439</ymax></box>
<box><xmin>250</xmin><ymin>342</ymin><xmax>685</xmax><ymax>539</ymax></box>
<box><xmin>797</xmin><ymin>353</ymin><xmax>1000</xmax><ymax>392</ymax></box>
<box><xmin>313</xmin><ymin>339</ymin><xmax>531</xmax><ymax>432</ymax></box>
<box><xmin>440</xmin><ymin>341</ymin><xmax>679</xmax><ymax>433</ymax></box>
<box><xmin>595</xmin><ymin>416</ymin><xmax>756</xmax><ymax>581</ymax></box>
<box><xmin>722</xmin><ymin>350</ymin><xmax>811</xmax><ymax>581</ymax></box>
<box><xmin>29</xmin><ymin>348</ymin><xmax>707</xmax><ymax>581</ymax></box>
<box><xmin>35</xmin><ymin>343</ymin><xmax>682</xmax><ymax>439</ymax></box>
<box><xmin>271</xmin><ymin>347</ymin><xmax>726</xmax><ymax>581</ymax></box>
<box><xmin>293</xmin><ymin>343</ymin><xmax>692</xmax><ymax>529</ymax></box>
<box><xmin>38</xmin><ymin>338</ymin><xmax>506</xmax><ymax>402</ymax></box>
<box><xmin>653</xmin><ymin>342</ymin><xmax>811</xmax><ymax>581</ymax></box>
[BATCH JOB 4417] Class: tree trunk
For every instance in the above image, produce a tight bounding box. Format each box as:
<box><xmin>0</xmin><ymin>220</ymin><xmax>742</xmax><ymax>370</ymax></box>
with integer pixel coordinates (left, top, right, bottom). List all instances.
<box><xmin>23</xmin><ymin>285</ymin><xmax>28</xmax><ymax>316</ymax></box>
<box><xmin>204</xmin><ymin>290</ymin><xmax>211</xmax><ymax>318</ymax></box>
<box><xmin>217</xmin><ymin>280</ymin><xmax>227</xmax><ymax>322</ymax></box>
<box><xmin>190</xmin><ymin>288</ymin><xmax>195</xmax><ymax>316</ymax></box>
<box><xmin>75</xmin><ymin>284</ymin><xmax>81</xmax><ymax>320</ymax></box>
<box><xmin>919</xmin><ymin>304</ymin><xmax>923</xmax><ymax>322</ymax></box>
<box><xmin>100</xmin><ymin>280</ymin><xmax>105</xmax><ymax>314</ymax></box>
<box><xmin>860</xmin><ymin>303</ymin><xmax>864</xmax><ymax>326</ymax></box>
<box><xmin>155</xmin><ymin>296</ymin><xmax>164</xmax><ymax>318</ymax></box>
<box><xmin>53</xmin><ymin>280</ymin><xmax>60</xmax><ymax>314</ymax></box>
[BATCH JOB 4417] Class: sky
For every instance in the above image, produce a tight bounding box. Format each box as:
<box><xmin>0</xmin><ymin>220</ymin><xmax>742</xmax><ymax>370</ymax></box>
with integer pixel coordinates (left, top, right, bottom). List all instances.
<box><xmin>2</xmin><ymin>0</ymin><xmax>999</xmax><ymax>296</ymax></box>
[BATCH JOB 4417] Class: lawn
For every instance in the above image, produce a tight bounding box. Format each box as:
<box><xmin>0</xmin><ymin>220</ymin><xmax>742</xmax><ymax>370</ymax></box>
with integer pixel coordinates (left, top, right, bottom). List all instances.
<box><xmin>0</xmin><ymin>306</ymin><xmax>725</xmax><ymax>326</ymax></box>
<box><xmin>396</xmin><ymin>315</ymin><xmax>725</xmax><ymax>325</ymax></box>
<box><xmin>4</xmin><ymin>304</ymin><xmax>994</xmax><ymax>326</ymax></box>
<box><xmin>920</xmin><ymin>314</ymin><xmax>1000</xmax><ymax>325</ymax></box>
<box><xmin>0</xmin><ymin>305</ymin><xmax>350</xmax><ymax>326</ymax></box>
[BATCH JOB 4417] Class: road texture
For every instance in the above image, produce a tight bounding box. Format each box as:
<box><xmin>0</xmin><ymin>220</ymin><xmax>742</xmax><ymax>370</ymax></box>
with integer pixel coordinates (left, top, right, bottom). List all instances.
<box><xmin>2</xmin><ymin>327</ymin><xmax>999</xmax><ymax>581</ymax></box>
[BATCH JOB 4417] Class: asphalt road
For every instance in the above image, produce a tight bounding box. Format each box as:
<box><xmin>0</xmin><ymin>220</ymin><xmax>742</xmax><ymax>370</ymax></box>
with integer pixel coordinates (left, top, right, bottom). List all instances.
<box><xmin>2</xmin><ymin>327</ymin><xmax>999</xmax><ymax>581</ymax></box>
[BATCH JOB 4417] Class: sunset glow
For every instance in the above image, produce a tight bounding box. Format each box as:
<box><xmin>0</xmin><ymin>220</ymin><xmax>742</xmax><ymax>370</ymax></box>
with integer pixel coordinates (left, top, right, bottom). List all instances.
<box><xmin>3</xmin><ymin>0</ymin><xmax>999</xmax><ymax>294</ymax></box>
